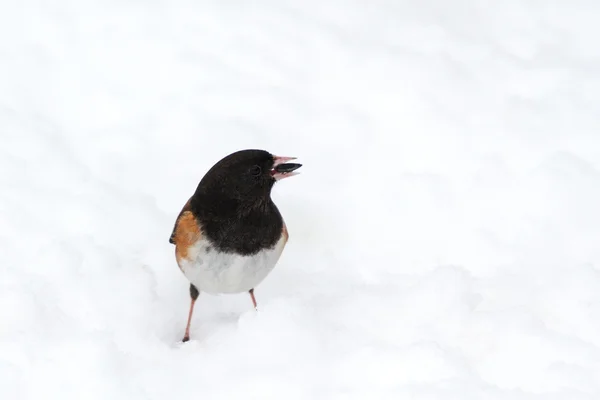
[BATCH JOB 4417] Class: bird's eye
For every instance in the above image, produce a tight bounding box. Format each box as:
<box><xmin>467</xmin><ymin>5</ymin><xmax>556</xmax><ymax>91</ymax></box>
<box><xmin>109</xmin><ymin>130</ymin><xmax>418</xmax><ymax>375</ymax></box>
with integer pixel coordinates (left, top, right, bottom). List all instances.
<box><xmin>250</xmin><ymin>165</ymin><xmax>262</xmax><ymax>176</ymax></box>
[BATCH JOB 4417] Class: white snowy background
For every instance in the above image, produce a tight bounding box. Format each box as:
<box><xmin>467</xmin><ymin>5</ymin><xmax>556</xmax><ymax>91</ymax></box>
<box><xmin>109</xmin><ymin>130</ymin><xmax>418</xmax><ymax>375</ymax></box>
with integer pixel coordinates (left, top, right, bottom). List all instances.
<box><xmin>1</xmin><ymin>0</ymin><xmax>600</xmax><ymax>399</ymax></box>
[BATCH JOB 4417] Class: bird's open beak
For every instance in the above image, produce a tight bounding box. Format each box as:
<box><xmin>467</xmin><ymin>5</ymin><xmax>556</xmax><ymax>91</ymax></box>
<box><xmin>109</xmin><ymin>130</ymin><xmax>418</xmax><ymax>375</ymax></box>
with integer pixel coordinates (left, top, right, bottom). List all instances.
<box><xmin>271</xmin><ymin>156</ymin><xmax>302</xmax><ymax>180</ymax></box>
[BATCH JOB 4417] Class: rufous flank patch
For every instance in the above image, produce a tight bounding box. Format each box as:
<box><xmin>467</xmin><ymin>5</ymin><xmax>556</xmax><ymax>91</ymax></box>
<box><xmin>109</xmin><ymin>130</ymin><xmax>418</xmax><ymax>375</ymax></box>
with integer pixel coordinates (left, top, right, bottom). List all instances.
<box><xmin>174</xmin><ymin>210</ymin><xmax>202</xmax><ymax>262</ymax></box>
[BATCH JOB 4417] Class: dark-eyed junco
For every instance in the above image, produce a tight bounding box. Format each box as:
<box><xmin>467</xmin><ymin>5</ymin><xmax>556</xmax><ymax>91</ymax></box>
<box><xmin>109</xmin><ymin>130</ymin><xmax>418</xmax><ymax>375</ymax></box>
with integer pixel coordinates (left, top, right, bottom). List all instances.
<box><xmin>169</xmin><ymin>149</ymin><xmax>302</xmax><ymax>342</ymax></box>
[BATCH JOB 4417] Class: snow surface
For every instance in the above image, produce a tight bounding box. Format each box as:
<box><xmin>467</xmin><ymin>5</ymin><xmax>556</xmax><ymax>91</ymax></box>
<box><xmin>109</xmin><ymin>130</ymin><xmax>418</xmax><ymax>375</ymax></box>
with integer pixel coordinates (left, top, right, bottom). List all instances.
<box><xmin>2</xmin><ymin>0</ymin><xmax>600</xmax><ymax>399</ymax></box>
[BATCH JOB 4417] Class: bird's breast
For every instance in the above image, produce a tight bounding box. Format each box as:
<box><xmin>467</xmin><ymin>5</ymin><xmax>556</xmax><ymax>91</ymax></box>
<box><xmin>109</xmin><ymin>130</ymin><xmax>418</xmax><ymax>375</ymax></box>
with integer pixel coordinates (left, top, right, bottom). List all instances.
<box><xmin>177</xmin><ymin>234</ymin><xmax>287</xmax><ymax>294</ymax></box>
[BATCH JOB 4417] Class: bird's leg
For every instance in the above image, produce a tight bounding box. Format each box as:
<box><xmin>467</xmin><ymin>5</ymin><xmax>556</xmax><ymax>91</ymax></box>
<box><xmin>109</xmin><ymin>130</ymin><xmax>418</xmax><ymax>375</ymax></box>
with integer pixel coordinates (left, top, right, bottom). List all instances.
<box><xmin>249</xmin><ymin>288</ymin><xmax>258</xmax><ymax>310</ymax></box>
<box><xmin>182</xmin><ymin>284</ymin><xmax>199</xmax><ymax>342</ymax></box>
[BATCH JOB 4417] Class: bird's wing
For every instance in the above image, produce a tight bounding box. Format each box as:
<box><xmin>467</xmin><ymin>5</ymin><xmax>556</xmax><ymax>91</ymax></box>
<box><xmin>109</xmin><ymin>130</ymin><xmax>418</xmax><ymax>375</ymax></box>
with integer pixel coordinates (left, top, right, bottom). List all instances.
<box><xmin>169</xmin><ymin>198</ymin><xmax>192</xmax><ymax>244</ymax></box>
<box><xmin>170</xmin><ymin>199</ymin><xmax>203</xmax><ymax>264</ymax></box>
<box><xmin>282</xmin><ymin>220</ymin><xmax>289</xmax><ymax>244</ymax></box>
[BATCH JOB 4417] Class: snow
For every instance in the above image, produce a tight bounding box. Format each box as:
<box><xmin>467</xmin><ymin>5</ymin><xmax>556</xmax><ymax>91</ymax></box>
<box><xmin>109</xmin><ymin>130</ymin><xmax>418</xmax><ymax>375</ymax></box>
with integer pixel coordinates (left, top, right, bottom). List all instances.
<box><xmin>2</xmin><ymin>0</ymin><xmax>600</xmax><ymax>399</ymax></box>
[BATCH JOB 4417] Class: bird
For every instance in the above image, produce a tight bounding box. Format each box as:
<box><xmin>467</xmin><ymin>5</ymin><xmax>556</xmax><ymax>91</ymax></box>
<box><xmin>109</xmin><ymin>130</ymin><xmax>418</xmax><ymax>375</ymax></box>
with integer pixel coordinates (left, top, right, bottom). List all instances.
<box><xmin>169</xmin><ymin>149</ymin><xmax>302</xmax><ymax>342</ymax></box>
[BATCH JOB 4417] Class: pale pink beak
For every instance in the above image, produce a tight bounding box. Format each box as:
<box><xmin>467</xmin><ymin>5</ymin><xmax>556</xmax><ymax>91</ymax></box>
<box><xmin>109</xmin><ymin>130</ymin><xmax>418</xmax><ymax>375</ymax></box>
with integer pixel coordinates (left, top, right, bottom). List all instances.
<box><xmin>271</xmin><ymin>156</ymin><xmax>302</xmax><ymax>180</ymax></box>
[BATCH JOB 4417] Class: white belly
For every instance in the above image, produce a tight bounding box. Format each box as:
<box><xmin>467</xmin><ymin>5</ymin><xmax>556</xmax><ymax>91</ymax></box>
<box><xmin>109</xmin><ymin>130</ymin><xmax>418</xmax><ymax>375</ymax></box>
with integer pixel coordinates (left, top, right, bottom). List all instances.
<box><xmin>178</xmin><ymin>236</ymin><xmax>287</xmax><ymax>294</ymax></box>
